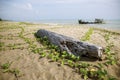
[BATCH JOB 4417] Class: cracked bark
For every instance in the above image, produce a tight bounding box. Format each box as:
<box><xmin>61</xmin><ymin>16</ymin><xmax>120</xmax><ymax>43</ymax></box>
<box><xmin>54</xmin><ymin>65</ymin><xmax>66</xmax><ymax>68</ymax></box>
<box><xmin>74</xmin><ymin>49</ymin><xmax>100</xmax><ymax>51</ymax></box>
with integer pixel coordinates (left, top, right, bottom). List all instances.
<box><xmin>36</xmin><ymin>29</ymin><xmax>103</xmax><ymax>59</ymax></box>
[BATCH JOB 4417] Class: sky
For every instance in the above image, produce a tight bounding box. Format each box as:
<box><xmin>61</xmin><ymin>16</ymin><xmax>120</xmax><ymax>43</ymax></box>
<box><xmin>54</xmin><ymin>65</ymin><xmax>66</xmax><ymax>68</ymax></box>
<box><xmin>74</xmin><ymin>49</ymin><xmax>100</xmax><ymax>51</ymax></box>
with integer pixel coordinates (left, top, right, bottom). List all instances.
<box><xmin>0</xmin><ymin>0</ymin><xmax>120</xmax><ymax>21</ymax></box>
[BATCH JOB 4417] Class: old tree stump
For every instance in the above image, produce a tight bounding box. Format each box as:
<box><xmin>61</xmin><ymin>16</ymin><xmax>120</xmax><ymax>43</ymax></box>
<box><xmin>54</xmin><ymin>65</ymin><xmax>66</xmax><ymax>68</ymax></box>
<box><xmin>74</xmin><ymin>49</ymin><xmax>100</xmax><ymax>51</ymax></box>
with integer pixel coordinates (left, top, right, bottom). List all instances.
<box><xmin>36</xmin><ymin>29</ymin><xmax>103</xmax><ymax>59</ymax></box>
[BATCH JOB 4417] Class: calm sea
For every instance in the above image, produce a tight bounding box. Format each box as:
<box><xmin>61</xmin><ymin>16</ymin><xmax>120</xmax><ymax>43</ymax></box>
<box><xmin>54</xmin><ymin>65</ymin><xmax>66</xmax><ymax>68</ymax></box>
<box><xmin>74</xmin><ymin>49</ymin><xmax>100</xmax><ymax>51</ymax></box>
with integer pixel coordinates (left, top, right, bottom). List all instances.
<box><xmin>34</xmin><ymin>19</ymin><xmax>120</xmax><ymax>30</ymax></box>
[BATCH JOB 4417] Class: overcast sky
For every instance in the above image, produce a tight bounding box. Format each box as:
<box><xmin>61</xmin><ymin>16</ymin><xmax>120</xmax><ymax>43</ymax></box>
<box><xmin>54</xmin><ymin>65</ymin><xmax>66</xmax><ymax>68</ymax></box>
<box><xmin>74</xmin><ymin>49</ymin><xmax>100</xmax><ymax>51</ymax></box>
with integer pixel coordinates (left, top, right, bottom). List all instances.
<box><xmin>0</xmin><ymin>0</ymin><xmax>120</xmax><ymax>21</ymax></box>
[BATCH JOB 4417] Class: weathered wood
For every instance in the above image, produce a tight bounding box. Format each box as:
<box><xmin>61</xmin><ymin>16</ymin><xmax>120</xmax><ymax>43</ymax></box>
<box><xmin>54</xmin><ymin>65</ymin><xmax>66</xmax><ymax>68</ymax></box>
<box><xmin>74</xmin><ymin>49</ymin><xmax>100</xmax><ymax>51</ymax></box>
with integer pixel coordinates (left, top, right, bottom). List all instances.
<box><xmin>36</xmin><ymin>29</ymin><xmax>103</xmax><ymax>59</ymax></box>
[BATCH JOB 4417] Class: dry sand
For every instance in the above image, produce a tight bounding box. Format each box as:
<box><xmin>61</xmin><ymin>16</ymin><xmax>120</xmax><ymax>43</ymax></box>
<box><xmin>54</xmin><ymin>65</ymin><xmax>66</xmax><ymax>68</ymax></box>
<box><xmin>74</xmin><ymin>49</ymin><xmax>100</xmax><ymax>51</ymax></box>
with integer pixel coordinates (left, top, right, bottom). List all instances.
<box><xmin>0</xmin><ymin>21</ymin><xmax>120</xmax><ymax>80</ymax></box>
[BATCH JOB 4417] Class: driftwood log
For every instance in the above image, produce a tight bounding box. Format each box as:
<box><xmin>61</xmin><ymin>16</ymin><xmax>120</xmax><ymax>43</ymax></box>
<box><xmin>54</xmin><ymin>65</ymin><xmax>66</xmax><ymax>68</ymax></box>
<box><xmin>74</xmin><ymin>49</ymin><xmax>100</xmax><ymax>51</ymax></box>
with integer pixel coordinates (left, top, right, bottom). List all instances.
<box><xmin>36</xmin><ymin>29</ymin><xmax>103</xmax><ymax>59</ymax></box>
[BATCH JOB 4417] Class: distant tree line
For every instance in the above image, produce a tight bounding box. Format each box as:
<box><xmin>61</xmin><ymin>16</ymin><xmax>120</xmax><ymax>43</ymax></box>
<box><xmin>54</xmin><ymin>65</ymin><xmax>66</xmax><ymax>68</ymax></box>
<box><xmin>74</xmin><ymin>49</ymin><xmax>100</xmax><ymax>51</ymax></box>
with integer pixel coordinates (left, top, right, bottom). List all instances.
<box><xmin>0</xmin><ymin>18</ymin><xmax>2</xmax><ymax>21</ymax></box>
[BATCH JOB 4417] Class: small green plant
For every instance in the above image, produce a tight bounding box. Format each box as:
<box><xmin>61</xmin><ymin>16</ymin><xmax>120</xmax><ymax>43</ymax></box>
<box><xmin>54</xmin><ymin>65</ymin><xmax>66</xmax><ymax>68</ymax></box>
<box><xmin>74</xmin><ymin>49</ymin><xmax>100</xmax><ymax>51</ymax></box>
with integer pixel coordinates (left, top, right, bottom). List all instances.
<box><xmin>0</xmin><ymin>34</ymin><xmax>3</xmax><ymax>39</ymax></box>
<box><xmin>80</xmin><ymin>62</ymin><xmax>90</xmax><ymax>68</ymax></box>
<box><xmin>0</xmin><ymin>42</ymin><xmax>4</xmax><ymax>47</ymax></box>
<box><xmin>60</xmin><ymin>59</ymin><xmax>65</xmax><ymax>66</ymax></box>
<box><xmin>1</xmin><ymin>62</ymin><xmax>21</xmax><ymax>79</ymax></box>
<box><xmin>80</xmin><ymin>68</ymin><xmax>88</xmax><ymax>80</ymax></box>
<box><xmin>18</xmin><ymin>27</ymin><xmax>24</xmax><ymax>38</ymax></box>
<box><xmin>29</xmin><ymin>44</ymin><xmax>37</xmax><ymax>49</ymax></box>
<box><xmin>40</xmin><ymin>52</ymin><xmax>47</xmax><ymax>58</ymax></box>
<box><xmin>61</xmin><ymin>51</ymin><xmax>68</xmax><ymax>58</ymax></box>
<box><xmin>0</xmin><ymin>42</ymin><xmax>5</xmax><ymax>51</ymax></box>
<box><xmin>60</xmin><ymin>51</ymin><xmax>80</xmax><ymax>62</ymax></box>
<box><xmin>81</xmin><ymin>28</ymin><xmax>93</xmax><ymax>41</ymax></box>
<box><xmin>24</xmin><ymin>38</ymin><xmax>33</xmax><ymax>44</ymax></box>
<box><xmin>108</xmin><ymin>76</ymin><xmax>117</xmax><ymax>80</ymax></box>
<box><xmin>104</xmin><ymin>33</ymin><xmax>110</xmax><ymax>42</ymax></box>
<box><xmin>49</xmin><ymin>53</ymin><xmax>59</xmax><ymax>61</ymax></box>
<box><xmin>67</xmin><ymin>60</ymin><xmax>74</xmax><ymax>67</ymax></box>
<box><xmin>31</xmin><ymin>47</ymin><xmax>41</xmax><ymax>54</ymax></box>
<box><xmin>7</xmin><ymin>44</ymin><xmax>17</xmax><ymax>50</ymax></box>
<box><xmin>105</xmin><ymin>43</ymin><xmax>114</xmax><ymax>54</ymax></box>
<box><xmin>10</xmin><ymin>68</ymin><xmax>20</xmax><ymax>77</ymax></box>
<box><xmin>68</xmin><ymin>54</ymin><xmax>80</xmax><ymax>62</ymax></box>
<box><xmin>96</xmin><ymin>68</ymin><xmax>108</xmax><ymax>80</ymax></box>
<box><xmin>1</xmin><ymin>61</ymin><xmax>12</xmax><ymax>73</ymax></box>
<box><xmin>104</xmin><ymin>56</ymin><xmax>117</xmax><ymax>65</ymax></box>
<box><xmin>88</xmin><ymin>68</ymin><xmax>97</xmax><ymax>78</ymax></box>
<box><xmin>1</xmin><ymin>62</ymin><xmax>12</xmax><ymax>70</ymax></box>
<box><xmin>7</xmin><ymin>43</ymin><xmax>24</xmax><ymax>50</ymax></box>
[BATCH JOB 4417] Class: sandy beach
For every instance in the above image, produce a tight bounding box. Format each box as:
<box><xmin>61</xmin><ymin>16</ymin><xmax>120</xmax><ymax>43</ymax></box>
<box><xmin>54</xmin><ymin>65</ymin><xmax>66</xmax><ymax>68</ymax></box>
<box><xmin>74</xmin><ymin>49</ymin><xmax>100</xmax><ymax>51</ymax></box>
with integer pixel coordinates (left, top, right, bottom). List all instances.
<box><xmin>0</xmin><ymin>21</ymin><xmax>120</xmax><ymax>80</ymax></box>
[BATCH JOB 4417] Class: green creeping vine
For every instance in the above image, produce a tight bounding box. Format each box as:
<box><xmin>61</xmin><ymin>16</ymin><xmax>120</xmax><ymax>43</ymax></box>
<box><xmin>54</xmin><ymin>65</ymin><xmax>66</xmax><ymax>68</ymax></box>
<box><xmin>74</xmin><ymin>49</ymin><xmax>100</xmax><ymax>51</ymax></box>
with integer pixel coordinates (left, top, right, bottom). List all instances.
<box><xmin>81</xmin><ymin>28</ymin><xmax>93</xmax><ymax>41</ymax></box>
<box><xmin>0</xmin><ymin>42</ymin><xmax>4</xmax><ymax>47</ymax></box>
<box><xmin>35</xmin><ymin>32</ymin><xmax>117</xmax><ymax>80</ymax></box>
<box><xmin>1</xmin><ymin>61</ymin><xmax>12</xmax><ymax>71</ymax></box>
<box><xmin>18</xmin><ymin>27</ymin><xmax>47</xmax><ymax>59</ymax></box>
<box><xmin>1</xmin><ymin>62</ymin><xmax>20</xmax><ymax>80</ymax></box>
<box><xmin>103</xmin><ymin>33</ymin><xmax>118</xmax><ymax>66</ymax></box>
<box><xmin>0</xmin><ymin>34</ymin><xmax>3</xmax><ymax>39</ymax></box>
<box><xmin>104</xmin><ymin>42</ymin><xmax>117</xmax><ymax>65</ymax></box>
<box><xmin>104</xmin><ymin>33</ymin><xmax>110</xmax><ymax>42</ymax></box>
<box><xmin>0</xmin><ymin>42</ymin><xmax>5</xmax><ymax>51</ymax></box>
<box><xmin>6</xmin><ymin>43</ymin><xmax>24</xmax><ymax>50</ymax></box>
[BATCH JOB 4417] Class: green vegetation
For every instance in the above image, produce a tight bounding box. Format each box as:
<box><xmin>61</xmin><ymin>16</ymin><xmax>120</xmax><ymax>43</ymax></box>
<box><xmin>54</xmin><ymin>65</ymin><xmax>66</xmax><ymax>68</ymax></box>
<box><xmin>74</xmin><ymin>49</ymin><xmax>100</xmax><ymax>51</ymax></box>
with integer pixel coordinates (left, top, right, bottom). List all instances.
<box><xmin>1</xmin><ymin>22</ymin><xmax>118</xmax><ymax>80</ymax></box>
<box><xmin>0</xmin><ymin>42</ymin><xmax>5</xmax><ymax>51</ymax></box>
<box><xmin>0</xmin><ymin>22</ymin><xmax>26</xmax><ymax>80</ymax></box>
<box><xmin>103</xmin><ymin>33</ymin><xmax>118</xmax><ymax>66</ymax></box>
<box><xmin>34</xmin><ymin>33</ymin><xmax>117</xmax><ymax>80</ymax></box>
<box><xmin>4</xmin><ymin>36</ymin><xmax>14</xmax><ymax>40</ymax></box>
<box><xmin>18</xmin><ymin>27</ymin><xmax>24</xmax><ymax>38</ymax></box>
<box><xmin>0</xmin><ymin>42</ymin><xmax>4</xmax><ymax>47</ymax></box>
<box><xmin>80</xmin><ymin>68</ymin><xmax>88</xmax><ymax>80</ymax></box>
<box><xmin>0</xmin><ymin>25</ymin><xmax>20</xmax><ymax>31</ymax></box>
<box><xmin>19</xmin><ymin>22</ymin><xmax>35</xmax><ymax>25</ymax></box>
<box><xmin>9</xmin><ymin>68</ymin><xmax>20</xmax><ymax>78</ymax></box>
<box><xmin>81</xmin><ymin>28</ymin><xmax>93</xmax><ymax>41</ymax></box>
<box><xmin>93</xmin><ymin>27</ymin><xmax>120</xmax><ymax>35</ymax></box>
<box><xmin>79</xmin><ymin>63</ymin><xmax>117</xmax><ymax>80</ymax></box>
<box><xmin>0</xmin><ymin>18</ymin><xmax>2</xmax><ymax>21</ymax></box>
<box><xmin>0</xmin><ymin>34</ymin><xmax>3</xmax><ymax>39</ymax></box>
<box><xmin>1</xmin><ymin>61</ymin><xmax>12</xmax><ymax>71</ymax></box>
<box><xmin>6</xmin><ymin>43</ymin><xmax>24</xmax><ymax>50</ymax></box>
<box><xmin>104</xmin><ymin>33</ymin><xmax>110</xmax><ymax>42</ymax></box>
<box><xmin>18</xmin><ymin>27</ymin><xmax>46</xmax><ymax>59</ymax></box>
<box><xmin>1</xmin><ymin>62</ymin><xmax>20</xmax><ymax>79</ymax></box>
<box><xmin>104</xmin><ymin>43</ymin><xmax>117</xmax><ymax>66</ymax></box>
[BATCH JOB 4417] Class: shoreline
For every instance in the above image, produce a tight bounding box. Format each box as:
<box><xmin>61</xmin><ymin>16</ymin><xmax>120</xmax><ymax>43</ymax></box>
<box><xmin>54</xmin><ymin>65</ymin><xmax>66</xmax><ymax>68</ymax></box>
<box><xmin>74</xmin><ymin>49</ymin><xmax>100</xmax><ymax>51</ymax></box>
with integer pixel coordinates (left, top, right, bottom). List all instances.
<box><xmin>3</xmin><ymin>19</ymin><xmax>120</xmax><ymax>31</ymax></box>
<box><xmin>41</xmin><ymin>22</ymin><xmax>120</xmax><ymax>34</ymax></box>
<box><xmin>1</xmin><ymin>21</ymin><xmax>120</xmax><ymax>34</ymax></box>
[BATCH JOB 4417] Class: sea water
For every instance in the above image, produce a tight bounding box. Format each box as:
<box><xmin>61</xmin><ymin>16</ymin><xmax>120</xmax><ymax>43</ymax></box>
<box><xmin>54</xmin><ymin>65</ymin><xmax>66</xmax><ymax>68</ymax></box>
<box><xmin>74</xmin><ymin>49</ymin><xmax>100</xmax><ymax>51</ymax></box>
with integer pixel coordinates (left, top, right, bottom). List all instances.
<box><xmin>88</xmin><ymin>20</ymin><xmax>120</xmax><ymax>30</ymax></box>
<box><xmin>34</xmin><ymin>19</ymin><xmax>120</xmax><ymax>30</ymax></box>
